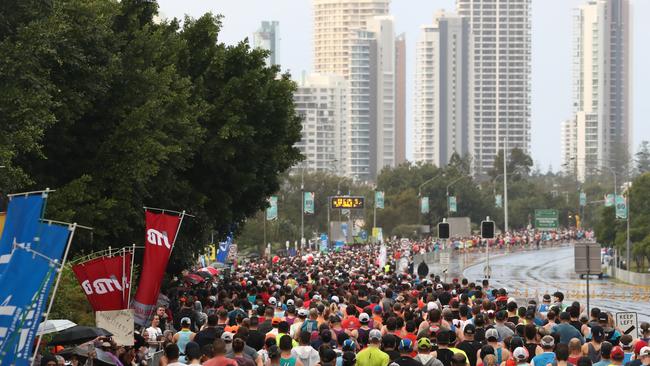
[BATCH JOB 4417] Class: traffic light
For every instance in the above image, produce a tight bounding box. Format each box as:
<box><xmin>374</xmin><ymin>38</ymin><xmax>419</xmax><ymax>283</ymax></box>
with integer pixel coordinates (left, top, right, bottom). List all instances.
<box><xmin>481</xmin><ymin>220</ymin><xmax>495</xmax><ymax>239</ymax></box>
<box><xmin>438</xmin><ymin>222</ymin><xmax>450</xmax><ymax>239</ymax></box>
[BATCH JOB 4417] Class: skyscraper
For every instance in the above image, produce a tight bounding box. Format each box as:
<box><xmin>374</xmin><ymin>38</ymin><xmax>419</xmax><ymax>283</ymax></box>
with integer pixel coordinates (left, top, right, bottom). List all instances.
<box><xmin>294</xmin><ymin>74</ymin><xmax>348</xmax><ymax>174</ymax></box>
<box><xmin>395</xmin><ymin>33</ymin><xmax>407</xmax><ymax>165</ymax></box>
<box><xmin>313</xmin><ymin>0</ymin><xmax>390</xmax><ymax>76</ymax></box>
<box><xmin>312</xmin><ymin>0</ymin><xmax>397</xmax><ymax>181</ymax></box>
<box><xmin>253</xmin><ymin>21</ymin><xmax>280</xmax><ymax>66</ymax></box>
<box><xmin>562</xmin><ymin>0</ymin><xmax>632</xmax><ymax>181</ymax></box>
<box><xmin>457</xmin><ymin>0</ymin><xmax>532</xmax><ymax>176</ymax></box>
<box><xmin>414</xmin><ymin>11</ymin><xmax>472</xmax><ymax>167</ymax></box>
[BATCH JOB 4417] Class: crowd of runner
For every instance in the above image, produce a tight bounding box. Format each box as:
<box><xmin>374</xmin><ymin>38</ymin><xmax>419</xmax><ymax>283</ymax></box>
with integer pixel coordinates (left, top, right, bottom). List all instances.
<box><xmin>41</xmin><ymin>234</ymin><xmax>644</xmax><ymax>366</ymax></box>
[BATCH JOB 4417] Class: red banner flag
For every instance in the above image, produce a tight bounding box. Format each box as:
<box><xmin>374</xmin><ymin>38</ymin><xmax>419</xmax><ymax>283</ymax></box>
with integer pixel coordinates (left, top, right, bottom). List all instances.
<box><xmin>132</xmin><ymin>210</ymin><xmax>183</xmax><ymax>325</ymax></box>
<box><xmin>72</xmin><ymin>252</ymin><xmax>132</xmax><ymax>311</ymax></box>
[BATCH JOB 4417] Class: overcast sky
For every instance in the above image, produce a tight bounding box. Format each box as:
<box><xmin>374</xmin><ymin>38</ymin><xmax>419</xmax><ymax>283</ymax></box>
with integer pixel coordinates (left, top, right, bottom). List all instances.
<box><xmin>157</xmin><ymin>0</ymin><xmax>648</xmax><ymax>172</ymax></box>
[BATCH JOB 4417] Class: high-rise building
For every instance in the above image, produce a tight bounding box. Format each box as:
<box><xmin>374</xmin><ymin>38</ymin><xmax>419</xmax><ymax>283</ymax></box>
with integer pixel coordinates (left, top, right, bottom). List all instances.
<box><xmin>561</xmin><ymin>0</ymin><xmax>632</xmax><ymax>181</ymax></box>
<box><xmin>414</xmin><ymin>11</ymin><xmax>472</xmax><ymax>167</ymax></box>
<box><xmin>367</xmin><ymin>16</ymin><xmax>396</xmax><ymax>176</ymax></box>
<box><xmin>312</xmin><ymin>0</ymin><xmax>396</xmax><ymax>181</ymax></box>
<box><xmin>253</xmin><ymin>21</ymin><xmax>280</xmax><ymax>66</ymax></box>
<box><xmin>294</xmin><ymin>74</ymin><xmax>348</xmax><ymax>174</ymax></box>
<box><xmin>457</xmin><ymin>0</ymin><xmax>532</xmax><ymax>176</ymax></box>
<box><xmin>313</xmin><ymin>0</ymin><xmax>390</xmax><ymax>76</ymax></box>
<box><xmin>395</xmin><ymin>33</ymin><xmax>407</xmax><ymax>165</ymax></box>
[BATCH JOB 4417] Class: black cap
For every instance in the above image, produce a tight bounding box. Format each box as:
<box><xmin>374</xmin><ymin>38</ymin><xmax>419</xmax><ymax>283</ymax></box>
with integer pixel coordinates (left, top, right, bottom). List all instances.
<box><xmin>464</xmin><ymin>324</ymin><xmax>476</xmax><ymax>335</ymax></box>
<box><xmin>437</xmin><ymin>330</ymin><xmax>451</xmax><ymax>345</ymax></box>
<box><xmin>591</xmin><ymin>325</ymin><xmax>605</xmax><ymax>341</ymax></box>
<box><xmin>598</xmin><ymin>313</ymin><xmax>609</xmax><ymax>322</ymax></box>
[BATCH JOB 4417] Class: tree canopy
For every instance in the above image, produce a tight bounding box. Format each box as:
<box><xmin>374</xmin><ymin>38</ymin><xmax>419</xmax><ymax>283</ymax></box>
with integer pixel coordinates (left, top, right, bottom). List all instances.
<box><xmin>0</xmin><ymin>0</ymin><xmax>302</xmax><ymax>271</ymax></box>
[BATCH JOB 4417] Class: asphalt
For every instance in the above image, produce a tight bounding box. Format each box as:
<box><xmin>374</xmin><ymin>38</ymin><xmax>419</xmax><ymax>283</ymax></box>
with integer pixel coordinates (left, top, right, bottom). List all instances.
<box><xmin>423</xmin><ymin>244</ymin><xmax>650</xmax><ymax>323</ymax></box>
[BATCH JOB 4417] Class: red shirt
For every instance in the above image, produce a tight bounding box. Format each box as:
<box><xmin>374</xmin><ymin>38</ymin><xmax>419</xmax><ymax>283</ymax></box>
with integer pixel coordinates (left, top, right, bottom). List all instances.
<box><xmin>203</xmin><ymin>356</ymin><xmax>238</xmax><ymax>366</ymax></box>
<box><xmin>342</xmin><ymin>316</ymin><xmax>361</xmax><ymax>330</ymax></box>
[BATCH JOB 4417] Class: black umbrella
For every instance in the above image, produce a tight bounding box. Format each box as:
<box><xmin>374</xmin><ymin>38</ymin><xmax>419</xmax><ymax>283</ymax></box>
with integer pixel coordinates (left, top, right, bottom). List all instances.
<box><xmin>48</xmin><ymin>326</ymin><xmax>113</xmax><ymax>346</ymax></box>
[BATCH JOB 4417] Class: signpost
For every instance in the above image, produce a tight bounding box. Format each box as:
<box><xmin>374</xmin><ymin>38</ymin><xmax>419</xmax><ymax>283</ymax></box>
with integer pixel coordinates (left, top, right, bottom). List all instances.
<box><xmin>481</xmin><ymin>217</ymin><xmax>495</xmax><ymax>278</ymax></box>
<box><xmin>535</xmin><ymin>209</ymin><xmax>559</xmax><ymax>230</ymax></box>
<box><xmin>615</xmin><ymin>312</ymin><xmax>638</xmax><ymax>336</ymax></box>
<box><xmin>574</xmin><ymin>242</ymin><xmax>602</xmax><ymax>313</ymax></box>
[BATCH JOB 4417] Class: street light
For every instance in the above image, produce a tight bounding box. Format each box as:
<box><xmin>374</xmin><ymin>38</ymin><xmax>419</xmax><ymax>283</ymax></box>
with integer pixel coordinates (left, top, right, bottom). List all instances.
<box><xmin>417</xmin><ymin>172</ymin><xmax>445</xmax><ymax>223</ymax></box>
<box><xmin>446</xmin><ymin>175</ymin><xmax>470</xmax><ymax>217</ymax></box>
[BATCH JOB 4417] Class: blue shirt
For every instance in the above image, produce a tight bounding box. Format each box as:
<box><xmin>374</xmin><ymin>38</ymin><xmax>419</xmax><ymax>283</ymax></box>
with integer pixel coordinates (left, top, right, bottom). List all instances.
<box><xmin>552</xmin><ymin>323</ymin><xmax>585</xmax><ymax>345</ymax></box>
<box><xmin>532</xmin><ymin>352</ymin><xmax>557</xmax><ymax>366</ymax></box>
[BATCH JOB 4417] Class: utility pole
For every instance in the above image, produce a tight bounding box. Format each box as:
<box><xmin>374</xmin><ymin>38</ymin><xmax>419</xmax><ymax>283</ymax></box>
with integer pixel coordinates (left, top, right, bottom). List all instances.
<box><xmin>300</xmin><ymin>167</ymin><xmax>305</xmax><ymax>250</ymax></box>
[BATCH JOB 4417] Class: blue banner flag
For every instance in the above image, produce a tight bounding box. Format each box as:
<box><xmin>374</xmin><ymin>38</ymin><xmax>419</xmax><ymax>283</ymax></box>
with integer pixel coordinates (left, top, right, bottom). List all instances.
<box><xmin>0</xmin><ymin>222</ymin><xmax>71</xmax><ymax>365</ymax></box>
<box><xmin>216</xmin><ymin>235</ymin><xmax>233</xmax><ymax>263</ymax></box>
<box><xmin>0</xmin><ymin>194</ymin><xmax>46</xmax><ymax>278</ymax></box>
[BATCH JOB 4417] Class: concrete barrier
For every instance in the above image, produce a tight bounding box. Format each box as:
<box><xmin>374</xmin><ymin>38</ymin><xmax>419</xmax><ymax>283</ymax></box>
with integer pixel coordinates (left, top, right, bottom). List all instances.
<box><xmin>607</xmin><ymin>265</ymin><xmax>650</xmax><ymax>286</ymax></box>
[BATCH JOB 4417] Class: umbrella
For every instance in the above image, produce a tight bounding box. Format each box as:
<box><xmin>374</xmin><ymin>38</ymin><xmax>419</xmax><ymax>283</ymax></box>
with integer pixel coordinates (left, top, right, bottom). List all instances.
<box><xmin>194</xmin><ymin>270</ymin><xmax>212</xmax><ymax>279</ymax></box>
<box><xmin>48</xmin><ymin>326</ymin><xmax>113</xmax><ymax>346</ymax></box>
<box><xmin>38</xmin><ymin>319</ymin><xmax>77</xmax><ymax>336</ymax></box>
<box><xmin>183</xmin><ymin>273</ymin><xmax>204</xmax><ymax>285</ymax></box>
<box><xmin>200</xmin><ymin>266</ymin><xmax>219</xmax><ymax>275</ymax></box>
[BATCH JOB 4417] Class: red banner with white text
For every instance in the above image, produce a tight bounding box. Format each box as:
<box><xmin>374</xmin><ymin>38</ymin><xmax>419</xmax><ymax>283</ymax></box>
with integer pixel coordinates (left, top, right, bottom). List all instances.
<box><xmin>132</xmin><ymin>210</ymin><xmax>182</xmax><ymax>325</ymax></box>
<box><xmin>72</xmin><ymin>252</ymin><xmax>132</xmax><ymax>311</ymax></box>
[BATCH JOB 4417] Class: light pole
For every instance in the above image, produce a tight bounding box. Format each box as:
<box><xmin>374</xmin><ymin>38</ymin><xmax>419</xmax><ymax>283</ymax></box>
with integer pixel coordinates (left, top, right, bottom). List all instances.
<box><xmin>417</xmin><ymin>172</ymin><xmax>445</xmax><ymax>223</ymax></box>
<box><xmin>596</xmin><ymin>165</ymin><xmax>628</xmax><ymax>268</ymax></box>
<box><xmin>300</xmin><ymin>166</ymin><xmax>305</xmax><ymax>251</ymax></box>
<box><xmin>446</xmin><ymin>175</ymin><xmax>469</xmax><ymax>217</ymax></box>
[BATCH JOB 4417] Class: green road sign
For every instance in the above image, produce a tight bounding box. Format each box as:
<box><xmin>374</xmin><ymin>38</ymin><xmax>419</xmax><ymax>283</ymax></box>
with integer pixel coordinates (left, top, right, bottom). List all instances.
<box><xmin>534</xmin><ymin>209</ymin><xmax>559</xmax><ymax>230</ymax></box>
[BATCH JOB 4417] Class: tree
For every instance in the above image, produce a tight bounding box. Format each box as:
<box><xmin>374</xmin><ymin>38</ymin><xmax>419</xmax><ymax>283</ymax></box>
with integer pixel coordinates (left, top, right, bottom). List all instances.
<box><xmin>636</xmin><ymin>141</ymin><xmax>650</xmax><ymax>175</ymax></box>
<box><xmin>489</xmin><ymin>148</ymin><xmax>533</xmax><ymax>179</ymax></box>
<box><xmin>3</xmin><ymin>0</ymin><xmax>303</xmax><ymax>271</ymax></box>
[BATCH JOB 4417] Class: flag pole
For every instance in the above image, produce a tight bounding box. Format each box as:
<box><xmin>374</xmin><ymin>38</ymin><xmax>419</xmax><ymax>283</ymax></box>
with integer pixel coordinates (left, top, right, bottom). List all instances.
<box><xmin>169</xmin><ymin>210</ymin><xmax>186</xmax><ymax>256</ymax></box>
<box><xmin>121</xmin><ymin>247</ymin><xmax>127</xmax><ymax>308</ymax></box>
<box><xmin>31</xmin><ymin>223</ymin><xmax>77</xmax><ymax>366</ymax></box>
<box><xmin>128</xmin><ymin>243</ymin><xmax>136</xmax><ymax>306</ymax></box>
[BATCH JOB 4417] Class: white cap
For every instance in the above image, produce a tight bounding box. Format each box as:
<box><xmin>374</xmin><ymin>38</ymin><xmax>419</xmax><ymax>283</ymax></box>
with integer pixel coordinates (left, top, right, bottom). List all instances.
<box><xmin>513</xmin><ymin>347</ymin><xmax>528</xmax><ymax>361</ymax></box>
<box><xmin>359</xmin><ymin>313</ymin><xmax>370</xmax><ymax>323</ymax></box>
<box><xmin>221</xmin><ymin>331</ymin><xmax>234</xmax><ymax>341</ymax></box>
<box><xmin>312</xmin><ymin>294</ymin><xmax>322</xmax><ymax>301</ymax></box>
<box><xmin>331</xmin><ymin>296</ymin><xmax>340</xmax><ymax>304</ymax></box>
<box><xmin>507</xmin><ymin>297</ymin><xmax>516</xmax><ymax>304</ymax></box>
<box><xmin>427</xmin><ymin>302</ymin><xmax>439</xmax><ymax>311</ymax></box>
<box><xmin>639</xmin><ymin>346</ymin><xmax>650</xmax><ymax>357</ymax></box>
<box><xmin>298</xmin><ymin>308</ymin><xmax>309</xmax><ymax>317</ymax></box>
<box><xmin>286</xmin><ymin>299</ymin><xmax>295</xmax><ymax>306</ymax></box>
<box><xmin>269</xmin><ymin>297</ymin><xmax>277</xmax><ymax>305</ymax></box>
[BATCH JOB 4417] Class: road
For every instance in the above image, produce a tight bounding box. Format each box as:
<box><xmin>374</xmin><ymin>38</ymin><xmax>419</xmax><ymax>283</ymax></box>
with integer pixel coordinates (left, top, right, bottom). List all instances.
<box><xmin>425</xmin><ymin>245</ymin><xmax>650</xmax><ymax>323</ymax></box>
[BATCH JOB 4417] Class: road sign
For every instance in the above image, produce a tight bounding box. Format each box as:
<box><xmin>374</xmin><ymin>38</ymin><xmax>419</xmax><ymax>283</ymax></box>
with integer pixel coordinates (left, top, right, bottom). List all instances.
<box><xmin>440</xmin><ymin>252</ymin><xmax>450</xmax><ymax>265</ymax></box>
<box><xmin>579</xmin><ymin>192</ymin><xmax>587</xmax><ymax>207</ymax></box>
<box><xmin>615</xmin><ymin>312</ymin><xmax>638</xmax><ymax>336</ymax></box>
<box><xmin>605</xmin><ymin>194</ymin><xmax>615</xmax><ymax>207</ymax></box>
<box><xmin>574</xmin><ymin>243</ymin><xmax>602</xmax><ymax>275</ymax></box>
<box><xmin>535</xmin><ymin>209</ymin><xmax>559</xmax><ymax>230</ymax></box>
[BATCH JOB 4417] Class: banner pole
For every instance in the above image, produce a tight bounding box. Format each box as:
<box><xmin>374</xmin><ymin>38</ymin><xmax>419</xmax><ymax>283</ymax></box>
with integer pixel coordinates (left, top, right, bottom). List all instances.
<box><xmin>31</xmin><ymin>223</ymin><xmax>77</xmax><ymax>366</ymax></box>
<box><xmin>122</xmin><ymin>247</ymin><xmax>127</xmax><ymax>308</ymax></box>
<box><xmin>169</xmin><ymin>211</ymin><xmax>186</xmax><ymax>256</ymax></box>
<box><xmin>128</xmin><ymin>244</ymin><xmax>135</xmax><ymax>306</ymax></box>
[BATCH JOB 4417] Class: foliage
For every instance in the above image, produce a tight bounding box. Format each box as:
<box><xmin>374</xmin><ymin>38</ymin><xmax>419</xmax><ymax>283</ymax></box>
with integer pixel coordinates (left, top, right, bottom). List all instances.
<box><xmin>636</xmin><ymin>141</ymin><xmax>650</xmax><ymax>176</ymax></box>
<box><xmin>489</xmin><ymin>147</ymin><xmax>534</xmax><ymax>179</ymax></box>
<box><xmin>1</xmin><ymin>0</ymin><xmax>302</xmax><ymax>272</ymax></box>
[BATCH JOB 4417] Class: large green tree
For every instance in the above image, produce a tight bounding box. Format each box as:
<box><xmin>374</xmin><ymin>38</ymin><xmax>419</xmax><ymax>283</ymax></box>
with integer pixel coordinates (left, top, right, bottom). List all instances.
<box><xmin>1</xmin><ymin>0</ymin><xmax>302</xmax><ymax>271</ymax></box>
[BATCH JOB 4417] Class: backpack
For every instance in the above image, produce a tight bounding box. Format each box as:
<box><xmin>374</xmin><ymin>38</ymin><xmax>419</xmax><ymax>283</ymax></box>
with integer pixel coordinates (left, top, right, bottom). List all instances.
<box><xmin>301</xmin><ymin>319</ymin><xmax>318</xmax><ymax>334</ymax></box>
